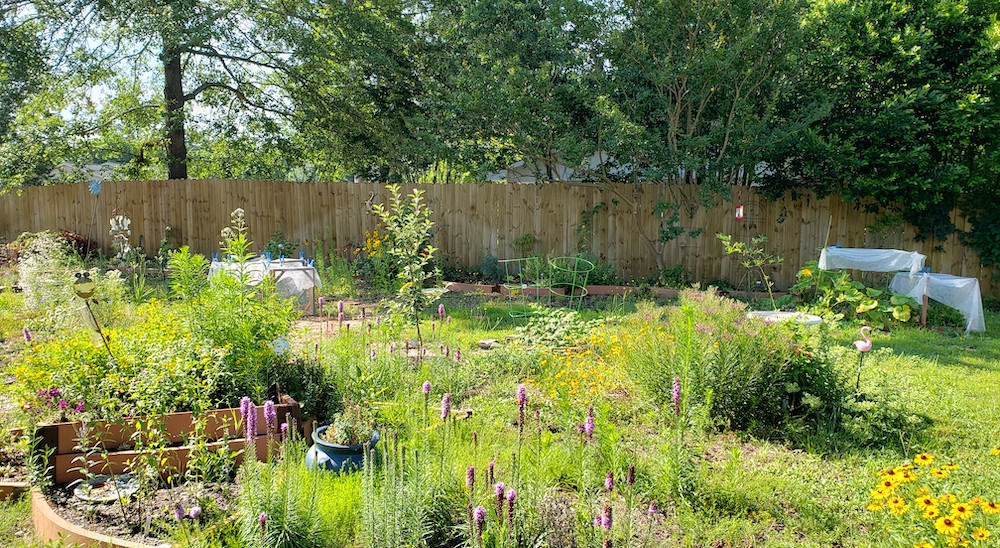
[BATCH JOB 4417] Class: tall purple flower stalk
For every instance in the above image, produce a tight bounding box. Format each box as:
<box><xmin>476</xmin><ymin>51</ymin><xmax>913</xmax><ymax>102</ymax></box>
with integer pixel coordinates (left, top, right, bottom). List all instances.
<box><xmin>438</xmin><ymin>303</ymin><xmax>445</xmax><ymax>320</ymax></box>
<box><xmin>337</xmin><ymin>300</ymin><xmax>344</xmax><ymax>315</ymax></box>
<box><xmin>506</xmin><ymin>488</ymin><xmax>516</xmax><ymax>529</ymax></box>
<box><xmin>263</xmin><ymin>400</ymin><xmax>276</xmax><ymax>434</ymax></box>
<box><xmin>487</xmin><ymin>460</ymin><xmax>495</xmax><ymax>487</ymax></box>
<box><xmin>473</xmin><ymin>505</ymin><xmax>486</xmax><ymax>540</ymax></box>
<box><xmin>258</xmin><ymin>512</ymin><xmax>267</xmax><ymax>535</ymax></box>
<box><xmin>584</xmin><ymin>406</ymin><xmax>595</xmax><ymax>440</ymax></box>
<box><xmin>494</xmin><ymin>482</ymin><xmax>506</xmax><ymax>523</ymax></box>
<box><xmin>466</xmin><ymin>465</ymin><xmax>475</xmax><ymax>493</ymax></box>
<box><xmin>22</xmin><ymin>327</ymin><xmax>31</xmax><ymax>343</ymax></box>
<box><xmin>672</xmin><ymin>377</ymin><xmax>681</xmax><ymax>416</ymax></box>
<box><xmin>604</xmin><ymin>470</ymin><xmax>614</xmax><ymax>491</ymax></box>
<box><xmin>626</xmin><ymin>464</ymin><xmax>635</xmax><ymax>487</ymax></box>
<box><xmin>516</xmin><ymin>384</ymin><xmax>527</xmax><ymax>429</ymax></box>
<box><xmin>601</xmin><ymin>501</ymin><xmax>612</xmax><ymax>531</ymax></box>
<box><xmin>648</xmin><ymin>501</ymin><xmax>658</xmax><ymax>515</ymax></box>
<box><xmin>441</xmin><ymin>393</ymin><xmax>452</xmax><ymax>421</ymax></box>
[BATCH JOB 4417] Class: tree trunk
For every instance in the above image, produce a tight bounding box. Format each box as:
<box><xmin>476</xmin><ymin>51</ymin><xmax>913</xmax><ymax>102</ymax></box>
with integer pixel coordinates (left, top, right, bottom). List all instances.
<box><xmin>162</xmin><ymin>44</ymin><xmax>187</xmax><ymax>180</ymax></box>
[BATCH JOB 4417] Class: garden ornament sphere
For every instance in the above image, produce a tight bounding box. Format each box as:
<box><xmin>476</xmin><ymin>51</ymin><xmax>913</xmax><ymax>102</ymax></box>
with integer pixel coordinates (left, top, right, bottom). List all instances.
<box><xmin>73</xmin><ymin>272</ymin><xmax>95</xmax><ymax>299</ymax></box>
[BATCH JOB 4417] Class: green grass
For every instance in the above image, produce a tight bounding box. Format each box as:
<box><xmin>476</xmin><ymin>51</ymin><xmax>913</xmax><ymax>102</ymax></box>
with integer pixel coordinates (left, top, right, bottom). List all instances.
<box><xmin>3</xmin><ymin>281</ymin><xmax>1000</xmax><ymax>547</ymax></box>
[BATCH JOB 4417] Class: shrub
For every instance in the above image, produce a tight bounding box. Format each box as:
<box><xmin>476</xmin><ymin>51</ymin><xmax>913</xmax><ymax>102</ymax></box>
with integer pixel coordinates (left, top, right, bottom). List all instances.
<box><xmin>789</xmin><ymin>261</ymin><xmax>918</xmax><ymax>329</ymax></box>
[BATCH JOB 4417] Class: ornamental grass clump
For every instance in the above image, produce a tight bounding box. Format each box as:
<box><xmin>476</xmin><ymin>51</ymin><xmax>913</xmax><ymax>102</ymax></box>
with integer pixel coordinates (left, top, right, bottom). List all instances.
<box><xmin>867</xmin><ymin>451</ymin><xmax>1000</xmax><ymax>547</ymax></box>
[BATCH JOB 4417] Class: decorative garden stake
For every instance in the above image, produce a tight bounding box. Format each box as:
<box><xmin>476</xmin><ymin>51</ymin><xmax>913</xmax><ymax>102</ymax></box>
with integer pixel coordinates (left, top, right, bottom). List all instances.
<box><xmin>73</xmin><ymin>271</ymin><xmax>115</xmax><ymax>361</ymax></box>
<box><xmin>854</xmin><ymin>326</ymin><xmax>873</xmax><ymax>390</ymax></box>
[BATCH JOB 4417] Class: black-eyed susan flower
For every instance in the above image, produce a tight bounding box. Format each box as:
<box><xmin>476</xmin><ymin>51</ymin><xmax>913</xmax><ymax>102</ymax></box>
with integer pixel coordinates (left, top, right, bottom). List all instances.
<box><xmin>890</xmin><ymin>502</ymin><xmax>909</xmax><ymax>516</ymax></box>
<box><xmin>932</xmin><ymin>468</ymin><xmax>949</xmax><ymax>478</ymax></box>
<box><xmin>972</xmin><ymin>528</ymin><xmax>990</xmax><ymax>541</ymax></box>
<box><xmin>982</xmin><ymin>501</ymin><xmax>1000</xmax><ymax>514</ymax></box>
<box><xmin>888</xmin><ymin>496</ymin><xmax>906</xmax><ymax>508</ymax></box>
<box><xmin>916</xmin><ymin>496</ymin><xmax>938</xmax><ymax>511</ymax></box>
<box><xmin>867</xmin><ymin>501</ymin><xmax>884</xmax><ymax>512</ymax></box>
<box><xmin>990</xmin><ymin>446</ymin><xmax>1000</xmax><ymax>456</ymax></box>
<box><xmin>871</xmin><ymin>487</ymin><xmax>892</xmax><ymax>500</ymax></box>
<box><xmin>947</xmin><ymin>537</ymin><xmax>970</xmax><ymax>548</ymax></box>
<box><xmin>917</xmin><ymin>486</ymin><xmax>931</xmax><ymax>495</ymax></box>
<box><xmin>915</xmin><ymin>453</ymin><xmax>935</xmax><ymax>466</ymax></box>
<box><xmin>970</xmin><ymin>496</ymin><xmax>985</xmax><ymax>507</ymax></box>
<box><xmin>924</xmin><ymin>507</ymin><xmax>942</xmax><ymax>519</ymax></box>
<box><xmin>942</xmin><ymin>462</ymin><xmax>960</xmax><ymax>471</ymax></box>
<box><xmin>936</xmin><ymin>516</ymin><xmax>963</xmax><ymax>536</ymax></box>
<box><xmin>952</xmin><ymin>503</ymin><xmax>974</xmax><ymax>520</ymax></box>
<box><xmin>914</xmin><ymin>543</ymin><xmax>933</xmax><ymax>548</ymax></box>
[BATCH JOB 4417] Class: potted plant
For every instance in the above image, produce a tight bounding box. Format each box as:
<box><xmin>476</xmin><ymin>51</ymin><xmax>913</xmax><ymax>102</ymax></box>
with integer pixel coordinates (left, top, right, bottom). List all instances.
<box><xmin>305</xmin><ymin>406</ymin><xmax>379</xmax><ymax>472</ymax></box>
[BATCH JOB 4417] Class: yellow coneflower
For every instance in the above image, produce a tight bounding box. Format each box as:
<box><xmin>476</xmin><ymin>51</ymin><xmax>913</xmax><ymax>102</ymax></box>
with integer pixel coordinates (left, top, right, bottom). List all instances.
<box><xmin>914</xmin><ymin>543</ymin><xmax>933</xmax><ymax>548</ymax></box>
<box><xmin>932</xmin><ymin>468</ymin><xmax>949</xmax><ymax>479</ymax></box>
<box><xmin>982</xmin><ymin>501</ymin><xmax>1000</xmax><ymax>514</ymax></box>
<box><xmin>942</xmin><ymin>462</ymin><xmax>960</xmax><ymax>471</ymax></box>
<box><xmin>924</xmin><ymin>507</ymin><xmax>941</xmax><ymax>519</ymax></box>
<box><xmin>990</xmin><ymin>446</ymin><xmax>1000</xmax><ymax>456</ymax></box>
<box><xmin>915</xmin><ymin>453</ymin><xmax>935</xmax><ymax>466</ymax></box>
<box><xmin>916</xmin><ymin>496</ymin><xmax>938</xmax><ymax>511</ymax></box>
<box><xmin>952</xmin><ymin>503</ymin><xmax>974</xmax><ymax>520</ymax></box>
<box><xmin>972</xmin><ymin>528</ymin><xmax>990</xmax><ymax>541</ymax></box>
<box><xmin>936</xmin><ymin>516</ymin><xmax>963</xmax><ymax>536</ymax></box>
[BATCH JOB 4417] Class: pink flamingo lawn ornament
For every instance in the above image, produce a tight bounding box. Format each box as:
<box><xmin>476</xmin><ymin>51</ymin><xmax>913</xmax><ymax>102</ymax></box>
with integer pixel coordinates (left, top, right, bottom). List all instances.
<box><xmin>854</xmin><ymin>326</ymin><xmax>873</xmax><ymax>390</ymax></box>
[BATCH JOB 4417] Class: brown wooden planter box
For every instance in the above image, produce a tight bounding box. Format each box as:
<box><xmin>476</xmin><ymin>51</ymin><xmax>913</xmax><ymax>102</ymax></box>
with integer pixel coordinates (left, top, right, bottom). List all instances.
<box><xmin>649</xmin><ymin>287</ymin><xmax>680</xmax><ymax>298</ymax></box>
<box><xmin>583</xmin><ymin>285</ymin><xmax>639</xmax><ymax>296</ymax></box>
<box><xmin>0</xmin><ymin>480</ymin><xmax>29</xmax><ymax>501</ymax></box>
<box><xmin>444</xmin><ymin>282</ymin><xmax>498</xmax><ymax>294</ymax></box>
<box><xmin>32</xmin><ymin>488</ymin><xmax>168</xmax><ymax>548</ymax></box>
<box><xmin>37</xmin><ymin>396</ymin><xmax>299</xmax><ymax>484</ymax></box>
<box><xmin>499</xmin><ymin>285</ymin><xmax>565</xmax><ymax>297</ymax></box>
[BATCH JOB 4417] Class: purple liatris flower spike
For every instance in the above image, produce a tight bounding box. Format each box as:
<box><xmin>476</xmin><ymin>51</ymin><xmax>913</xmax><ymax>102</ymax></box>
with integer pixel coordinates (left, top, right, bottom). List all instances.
<box><xmin>280</xmin><ymin>422</ymin><xmax>288</xmax><ymax>440</ymax></box>
<box><xmin>455</xmin><ymin>349</ymin><xmax>462</xmax><ymax>362</ymax></box>
<box><xmin>318</xmin><ymin>296</ymin><xmax>325</xmax><ymax>313</ymax></box>
<box><xmin>626</xmin><ymin>464</ymin><xmax>635</xmax><ymax>486</ymax></box>
<box><xmin>488</xmin><ymin>460</ymin><xmax>495</xmax><ymax>486</ymax></box>
<box><xmin>466</xmin><ymin>465</ymin><xmax>475</xmax><ymax>490</ymax></box>
<box><xmin>370</xmin><ymin>348</ymin><xmax>377</xmax><ymax>360</ymax></box>
<box><xmin>189</xmin><ymin>505</ymin><xmax>201</xmax><ymax>520</ymax></box>
<box><xmin>601</xmin><ymin>502</ymin><xmax>612</xmax><ymax>531</ymax></box>
<box><xmin>444</xmin><ymin>346</ymin><xmax>450</xmax><ymax>358</ymax></box>
<box><xmin>263</xmin><ymin>400</ymin><xmax>276</xmax><ymax>433</ymax></box>
<box><xmin>240</xmin><ymin>396</ymin><xmax>252</xmax><ymax>421</ymax></box>
<box><xmin>672</xmin><ymin>377</ymin><xmax>681</xmax><ymax>416</ymax></box>
<box><xmin>648</xmin><ymin>500</ymin><xmax>658</xmax><ymax>515</ymax></box>
<box><xmin>506</xmin><ymin>488</ymin><xmax>516</xmax><ymax>526</ymax></box>
<box><xmin>441</xmin><ymin>393</ymin><xmax>452</xmax><ymax>421</ymax></box>
<box><xmin>438</xmin><ymin>303</ymin><xmax>445</xmax><ymax>320</ymax></box>
<box><xmin>259</xmin><ymin>512</ymin><xmax>267</xmax><ymax>535</ymax></box>
<box><xmin>337</xmin><ymin>300</ymin><xmax>344</xmax><ymax>314</ymax></box>
<box><xmin>338</xmin><ymin>312</ymin><xmax>344</xmax><ymax>324</ymax></box>
<box><xmin>516</xmin><ymin>384</ymin><xmax>527</xmax><ymax>410</ymax></box>
<box><xmin>494</xmin><ymin>482</ymin><xmax>506</xmax><ymax>521</ymax></box>
<box><xmin>447</xmin><ymin>316</ymin><xmax>452</xmax><ymax>323</ymax></box>
<box><xmin>246</xmin><ymin>402</ymin><xmax>257</xmax><ymax>440</ymax></box>
<box><xmin>22</xmin><ymin>327</ymin><xmax>31</xmax><ymax>343</ymax></box>
<box><xmin>605</xmin><ymin>470</ymin><xmax>614</xmax><ymax>491</ymax></box>
<box><xmin>473</xmin><ymin>505</ymin><xmax>486</xmax><ymax>537</ymax></box>
<box><xmin>174</xmin><ymin>503</ymin><xmax>186</xmax><ymax>521</ymax></box>
<box><xmin>584</xmin><ymin>406</ymin><xmax>595</xmax><ymax>439</ymax></box>
<box><xmin>422</xmin><ymin>381</ymin><xmax>432</xmax><ymax>394</ymax></box>
<box><xmin>594</xmin><ymin>514</ymin><xmax>601</xmax><ymax>527</ymax></box>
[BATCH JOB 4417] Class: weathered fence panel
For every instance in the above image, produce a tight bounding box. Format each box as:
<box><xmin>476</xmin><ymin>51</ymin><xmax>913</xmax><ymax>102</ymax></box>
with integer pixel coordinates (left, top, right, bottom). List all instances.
<box><xmin>1</xmin><ymin>180</ymin><xmax>996</xmax><ymax>297</ymax></box>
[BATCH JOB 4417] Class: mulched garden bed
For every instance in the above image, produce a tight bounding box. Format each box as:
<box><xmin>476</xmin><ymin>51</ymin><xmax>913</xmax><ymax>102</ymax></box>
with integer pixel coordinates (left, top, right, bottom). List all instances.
<box><xmin>44</xmin><ymin>481</ymin><xmax>239</xmax><ymax>545</ymax></box>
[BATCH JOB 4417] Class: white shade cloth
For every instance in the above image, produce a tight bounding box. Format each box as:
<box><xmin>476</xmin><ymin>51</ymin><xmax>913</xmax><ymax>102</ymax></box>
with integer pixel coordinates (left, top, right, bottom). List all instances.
<box><xmin>889</xmin><ymin>273</ymin><xmax>985</xmax><ymax>333</ymax></box>
<box><xmin>209</xmin><ymin>257</ymin><xmax>321</xmax><ymax>297</ymax></box>
<box><xmin>819</xmin><ymin>247</ymin><xmax>926</xmax><ymax>275</ymax></box>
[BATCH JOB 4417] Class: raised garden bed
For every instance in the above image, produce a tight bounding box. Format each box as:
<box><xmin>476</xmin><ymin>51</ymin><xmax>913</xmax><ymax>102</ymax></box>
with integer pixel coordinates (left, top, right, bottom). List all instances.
<box><xmin>36</xmin><ymin>396</ymin><xmax>299</xmax><ymax>484</ymax></box>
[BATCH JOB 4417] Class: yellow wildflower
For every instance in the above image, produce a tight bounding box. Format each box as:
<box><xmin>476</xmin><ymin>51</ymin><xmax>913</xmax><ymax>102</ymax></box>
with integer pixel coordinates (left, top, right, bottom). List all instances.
<box><xmin>972</xmin><ymin>528</ymin><xmax>990</xmax><ymax>541</ymax></box>
<box><xmin>936</xmin><ymin>516</ymin><xmax>963</xmax><ymax>536</ymax></box>
<box><xmin>915</xmin><ymin>453</ymin><xmax>934</xmax><ymax>466</ymax></box>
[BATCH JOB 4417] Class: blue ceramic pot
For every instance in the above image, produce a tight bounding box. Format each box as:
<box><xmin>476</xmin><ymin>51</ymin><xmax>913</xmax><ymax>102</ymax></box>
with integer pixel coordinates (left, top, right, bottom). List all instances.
<box><xmin>305</xmin><ymin>425</ymin><xmax>379</xmax><ymax>472</ymax></box>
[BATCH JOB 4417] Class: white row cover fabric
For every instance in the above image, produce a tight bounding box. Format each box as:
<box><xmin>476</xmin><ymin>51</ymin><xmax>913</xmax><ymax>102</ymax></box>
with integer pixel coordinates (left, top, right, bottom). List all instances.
<box><xmin>819</xmin><ymin>247</ymin><xmax>926</xmax><ymax>275</ymax></box>
<box><xmin>209</xmin><ymin>257</ymin><xmax>321</xmax><ymax>297</ymax></box>
<box><xmin>890</xmin><ymin>273</ymin><xmax>985</xmax><ymax>334</ymax></box>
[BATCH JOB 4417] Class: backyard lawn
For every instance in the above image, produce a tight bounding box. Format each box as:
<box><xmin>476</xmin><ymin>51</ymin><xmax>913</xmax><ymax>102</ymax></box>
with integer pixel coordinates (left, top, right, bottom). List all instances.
<box><xmin>0</xmin><ymin>216</ymin><xmax>998</xmax><ymax>547</ymax></box>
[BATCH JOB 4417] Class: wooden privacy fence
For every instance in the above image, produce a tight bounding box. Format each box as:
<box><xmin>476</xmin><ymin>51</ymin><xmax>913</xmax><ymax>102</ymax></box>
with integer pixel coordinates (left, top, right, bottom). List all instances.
<box><xmin>1</xmin><ymin>179</ymin><xmax>997</xmax><ymax>297</ymax></box>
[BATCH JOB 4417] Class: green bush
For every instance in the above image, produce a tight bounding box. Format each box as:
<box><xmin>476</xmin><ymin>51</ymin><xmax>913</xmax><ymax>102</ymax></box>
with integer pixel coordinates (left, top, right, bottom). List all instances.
<box><xmin>789</xmin><ymin>261</ymin><xmax>919</xmax><ymax>329</ymax></box>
